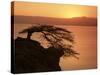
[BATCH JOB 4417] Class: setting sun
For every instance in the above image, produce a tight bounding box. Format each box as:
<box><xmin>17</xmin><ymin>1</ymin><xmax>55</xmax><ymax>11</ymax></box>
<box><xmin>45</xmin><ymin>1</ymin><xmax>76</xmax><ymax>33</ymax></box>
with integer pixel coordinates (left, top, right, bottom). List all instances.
<box><xmin>63</xmin><ymin>12</ymin><xmax>83</xmax><ymax>18</ymax></box>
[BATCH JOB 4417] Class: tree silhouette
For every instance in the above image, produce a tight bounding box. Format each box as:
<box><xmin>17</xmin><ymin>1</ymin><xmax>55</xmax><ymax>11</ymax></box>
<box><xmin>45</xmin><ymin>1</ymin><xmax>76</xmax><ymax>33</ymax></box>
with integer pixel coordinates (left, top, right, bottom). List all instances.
<box><xmin>19</xmin><ymin>24</ymin><xmax>79</xmax><ymax>58</ymax></box>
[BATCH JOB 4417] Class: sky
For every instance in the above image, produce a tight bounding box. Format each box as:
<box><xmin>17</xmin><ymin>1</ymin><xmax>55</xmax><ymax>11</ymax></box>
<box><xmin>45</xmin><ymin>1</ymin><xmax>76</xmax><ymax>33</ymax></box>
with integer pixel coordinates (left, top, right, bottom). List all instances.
<box><xmin>12</xmin><ymin>1</ymin><xmax>97</xmax><ymax>18</ymax></box>
<box><xmin>12</xmin><ymin>1</ymin><xmax>97</xmax><ymax>70</ymax></box>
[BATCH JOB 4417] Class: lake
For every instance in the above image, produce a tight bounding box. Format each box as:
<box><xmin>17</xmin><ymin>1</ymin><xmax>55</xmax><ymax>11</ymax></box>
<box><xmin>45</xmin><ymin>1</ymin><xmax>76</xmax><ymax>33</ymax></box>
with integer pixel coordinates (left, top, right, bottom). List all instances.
<box><xmin>14</xmin><ymin>24</ymin><xmax>97</xmax><ymax>70</ymax></box>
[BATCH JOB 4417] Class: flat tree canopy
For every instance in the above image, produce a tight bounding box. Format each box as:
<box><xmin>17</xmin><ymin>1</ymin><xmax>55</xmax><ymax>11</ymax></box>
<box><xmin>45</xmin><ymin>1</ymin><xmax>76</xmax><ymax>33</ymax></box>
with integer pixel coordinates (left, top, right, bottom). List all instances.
<box><xmin>19</xmin><ymin>24</ymin><xmax>79</xmax><ymax>58</ymax></box>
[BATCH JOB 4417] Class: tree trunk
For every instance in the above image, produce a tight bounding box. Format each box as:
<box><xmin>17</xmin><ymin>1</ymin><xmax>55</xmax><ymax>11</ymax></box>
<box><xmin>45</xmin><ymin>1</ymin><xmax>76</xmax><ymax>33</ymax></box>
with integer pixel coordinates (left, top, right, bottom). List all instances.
<box><xmin>27</xmin><ymin>32</ymin><xmax>32</xmax><ymax>40</ymax></box>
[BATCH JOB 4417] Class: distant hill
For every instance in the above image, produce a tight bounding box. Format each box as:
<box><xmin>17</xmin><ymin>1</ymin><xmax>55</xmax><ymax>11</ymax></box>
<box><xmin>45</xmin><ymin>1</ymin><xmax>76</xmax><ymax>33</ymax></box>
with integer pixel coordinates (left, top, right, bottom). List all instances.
<box><xmin>12</xmin><ymin>15</ymin><xmax>97</xmax><ymax>26</ymax></box>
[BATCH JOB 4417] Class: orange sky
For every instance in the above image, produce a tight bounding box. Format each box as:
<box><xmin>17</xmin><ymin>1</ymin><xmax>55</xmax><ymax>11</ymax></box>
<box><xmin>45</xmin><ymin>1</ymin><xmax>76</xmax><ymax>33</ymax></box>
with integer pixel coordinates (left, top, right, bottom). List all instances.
<box><xmin>12</xmin><ymin>1</ymin><xmax>97</xmax><ymax>18</ymax></box>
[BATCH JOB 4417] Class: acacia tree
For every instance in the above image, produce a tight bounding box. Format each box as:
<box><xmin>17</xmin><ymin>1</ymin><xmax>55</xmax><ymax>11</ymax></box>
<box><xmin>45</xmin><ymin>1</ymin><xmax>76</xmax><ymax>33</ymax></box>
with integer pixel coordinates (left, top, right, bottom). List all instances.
<box><xmin>19</xmin><ymin>24</ymin><xmax>79</xmax><ymax>58</ymax></box>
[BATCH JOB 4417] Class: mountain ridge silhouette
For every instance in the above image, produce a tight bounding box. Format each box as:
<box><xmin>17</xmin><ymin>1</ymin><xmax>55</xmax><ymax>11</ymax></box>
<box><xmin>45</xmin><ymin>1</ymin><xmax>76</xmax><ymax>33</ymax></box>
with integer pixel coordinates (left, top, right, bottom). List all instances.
<box><xmin>12</xmin><ymin>15</ymin><xmax>97</xmax><ymax>26</ymax></box>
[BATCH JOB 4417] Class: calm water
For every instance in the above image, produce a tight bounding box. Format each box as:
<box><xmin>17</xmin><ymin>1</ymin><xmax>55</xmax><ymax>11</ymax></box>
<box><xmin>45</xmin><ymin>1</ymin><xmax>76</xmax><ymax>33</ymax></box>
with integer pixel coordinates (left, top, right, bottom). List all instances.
<box><xmin>59</xmin><ymin>26</ymin><xmax>97</xmax><ymax>70</ymax></box>
<box><xmin>14</xmin><ymin>24</ymin><xmax>97</xmax><ymax>70</ymax></box>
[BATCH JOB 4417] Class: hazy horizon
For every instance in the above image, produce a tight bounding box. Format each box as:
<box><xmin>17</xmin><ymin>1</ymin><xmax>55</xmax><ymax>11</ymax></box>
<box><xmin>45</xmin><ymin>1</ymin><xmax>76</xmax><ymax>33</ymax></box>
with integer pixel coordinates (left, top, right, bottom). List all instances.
<box><xmin>12</xmin><ymin>15</ymin><xmax>97</xmax><ymax>26</ymax></box>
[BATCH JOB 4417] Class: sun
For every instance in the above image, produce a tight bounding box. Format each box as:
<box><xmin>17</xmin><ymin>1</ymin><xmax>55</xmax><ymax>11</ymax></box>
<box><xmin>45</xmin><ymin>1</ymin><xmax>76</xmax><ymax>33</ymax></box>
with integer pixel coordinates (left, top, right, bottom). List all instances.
<box><xmin>62</xmin><ymin>7</ymin><xmax>84</xmax><ymax>18</ymax></box>
<box><xmin>64</xmin><ymin>12</ymin><xmax>83</xmax><ymax>18</ymax></box>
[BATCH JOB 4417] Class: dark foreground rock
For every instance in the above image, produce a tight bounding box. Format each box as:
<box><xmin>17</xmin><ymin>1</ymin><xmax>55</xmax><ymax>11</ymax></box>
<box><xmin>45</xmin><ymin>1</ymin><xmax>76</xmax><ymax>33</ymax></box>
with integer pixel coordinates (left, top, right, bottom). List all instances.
<box><xmin>14</xmin><ymin>37</ymin><xmax>64</xmax><ymax>73</ymax></box>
